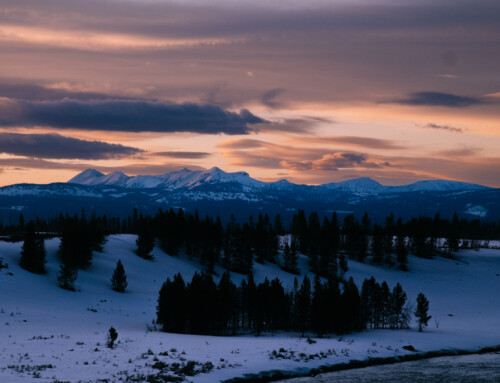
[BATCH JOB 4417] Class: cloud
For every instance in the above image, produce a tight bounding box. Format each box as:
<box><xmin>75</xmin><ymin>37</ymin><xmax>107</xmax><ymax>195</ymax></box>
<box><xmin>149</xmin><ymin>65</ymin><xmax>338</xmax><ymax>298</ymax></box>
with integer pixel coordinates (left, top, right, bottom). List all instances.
<box><xmin>434</xmin><ymin>146</ymin><xmax>482</xmax><ymax>157</ymax></box>
<box><xmin>0</xmin><ymin>157</ymin><xmax>205</xmax><ymax>174</ymax></box>
<box><xmin>0</xmin><ymin>132</ymin><xmax>142</xmax><ymax>159</ymax></box>
<box><xmin>260</xmin><ymin>88</ymin><xmax>285</xmax><ymax>109</ymax></box>
<box><xmin>297</xmin><ymin>136</ymin><xmax>405</xmax><ymax>149</ymax></box>
<box><xmin>0</xmin><ymin>99</ymin><xmax>265</xmax><ymax>134</ymax></box>
<box><xmin>0</xmin><ymin>82</ymin><xmax>119</xmax><ymax>102</ymax></box>
<box><xmin>253</xmin><ymin>116</ymin><xmax>333</xmax><ymax>134</ymax></box>
<box><xmin>219</xmin><ymin>138</ymin><xmax>395</xmax><ymax>171</ymax></box>
<box><xmin>281</xmin><ymin>152</ymin><xmax>384</xmax><ymax>171</ymax></box>
<box><xmin>152</xmin><ymin>151</ymin><xmax>211</xmax><ymax>159</ymax></box>
<box><xmin>217</xmin><ymin>138</ymin><xmax>268</xmax><ymax>150</ymax></box>
<box><xmin>392</xmin><ymin>92</ymin><xmax>484</xmax><ymax>107</ymax></box>
<box><xmin>225</xmin><ymin>151</ymin><xmax>285</xmax><ymax>169</ymax></box>
<box><xmin>423</xmin><ymin>123</ymin><xmax>463</xmax><ymax>133</ymax></box>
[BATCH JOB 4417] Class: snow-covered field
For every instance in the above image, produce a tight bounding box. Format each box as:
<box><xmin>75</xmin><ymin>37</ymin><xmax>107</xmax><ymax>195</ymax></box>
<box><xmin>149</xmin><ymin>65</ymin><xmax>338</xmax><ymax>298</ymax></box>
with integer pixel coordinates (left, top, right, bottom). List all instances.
<box><xmin>1</xmin><ymin>235</ymin><xmax>499</xmax><ymax>382</ymax></box>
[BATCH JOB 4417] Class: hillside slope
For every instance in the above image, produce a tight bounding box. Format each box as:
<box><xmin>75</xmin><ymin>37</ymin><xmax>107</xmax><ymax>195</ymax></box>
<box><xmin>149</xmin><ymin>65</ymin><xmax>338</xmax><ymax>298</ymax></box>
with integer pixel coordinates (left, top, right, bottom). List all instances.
<box><xmin>0</xmin><ymin>236</ymin><xmax>499</xmax><ymax>382</ymax></box>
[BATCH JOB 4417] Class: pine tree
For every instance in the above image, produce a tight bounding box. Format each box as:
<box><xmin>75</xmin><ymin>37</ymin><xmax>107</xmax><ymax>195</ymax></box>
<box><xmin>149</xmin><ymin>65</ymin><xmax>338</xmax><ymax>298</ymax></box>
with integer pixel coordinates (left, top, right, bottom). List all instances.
<box><xmin>311</xmin><ymin>275</ymin><xmax>325</xmax><ymax>336</ymax></box>
<box><xmin>157</xmin><ymin>273</ymin><xmax>186</xmax><ymax>333</ymax></box>
<box><xmin>341</xmin><ymin>277</ymin><xmax>362</xmax><ymax>333</ymax></box>
<box><xmin>390</xmin><ymin>283</ymin><xmax>408</xmax><ymax>329</ymax></box>
<box><xmin>296</xmin><ymin>275</ymin><xmax>311</xmax><ymax>336</ymax></box>
<box><xmin>371</xmin><ymin>224</ymin><xmax>385</xmax><ymax>264</ymax></box>
<box><xmin>445</xmin><ymin>212</ymin><xmax>460</xmax><ymax>255</ymax></box>
<box><xmin>107</xmin><ymin>327</ymin><xmax>118</xmax><ymax>348</ymax></box>
<box><xmin>57</xmin><ymin>263</ymin><xmax>78</xmax><ymax>291</ymax></box>
<box><xmin>111</xmin><ymin>260</ymin><xmax>128</xmax><ymax>292</ymax></box>
<box><xmin>339</xmin><ymin>253</ymin><xmax>348</xmax><ymax>279</ymax></box>
<box><xmin>217</xmin><ymin>271</ymin><xmax>238</xmax><ymax>334</ymax></box>
<box><xmin>20</xmin><ymin>222</ymin><xmax>46</xmax><ymax>274</ymax></box>
<box><xmin>274</xmin><ymin>214</ymin><xmax>284</xmax><ymax>235</ymax></box>
<box><xmin>58</xmin><ymin>216</ymin><xmax>94</xmax><ymax>269</ymax></box>
<box><xmin>135</xmin><ymin>223</ymin><xmax>155</xmax><ymax>259</ymax></box>
<box><xmin>396</xmin><ymin>231</ymin><xmax>408</xmax><ymax>271</ymax></box>
<box><xmin>379</xmin><ymin>281</ymin><xmax>391</xmax><ymax>328</ymax></box>
<box><xmin>283</xmin><ymin>242</ymin><xmax>299</xmax><ymax>274</ymax></box>
<box><xmin>415</xmin><ymin>293</ymin><xmax>431</xmax><ymax>332</ymax></box>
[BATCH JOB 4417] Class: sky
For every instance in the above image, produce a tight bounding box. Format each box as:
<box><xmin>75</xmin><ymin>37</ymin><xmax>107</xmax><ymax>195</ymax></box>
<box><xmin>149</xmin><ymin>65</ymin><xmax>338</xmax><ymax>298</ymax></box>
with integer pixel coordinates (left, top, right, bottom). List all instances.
<box><xmin>0</xmin><ymin>0</ymin><xmax>499</xmax><ymax>187</ymax></box>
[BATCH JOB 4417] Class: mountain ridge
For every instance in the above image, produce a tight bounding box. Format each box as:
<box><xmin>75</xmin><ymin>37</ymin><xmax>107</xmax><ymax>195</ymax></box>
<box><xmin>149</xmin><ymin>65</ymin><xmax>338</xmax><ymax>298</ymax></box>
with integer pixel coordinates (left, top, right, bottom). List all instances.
<box><xmin>0</xmin><ymin>167</ymin><xmax>497</xmax><ymax>224</ymax></box>
<box><xmin>68</xmin><ymin>167</ymin><xmax>490</xmax><ymax>194</ymax></box>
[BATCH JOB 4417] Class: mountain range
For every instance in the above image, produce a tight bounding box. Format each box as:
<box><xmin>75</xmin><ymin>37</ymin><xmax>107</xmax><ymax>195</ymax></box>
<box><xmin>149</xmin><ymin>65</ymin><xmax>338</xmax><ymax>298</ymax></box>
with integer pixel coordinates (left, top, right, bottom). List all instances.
<box><xmin>69</xmin><ymin>167</ymin><xmax>488</xmax><ymax>194</ymax></box>
<box><xmin>0</xmin><ymin>167</ymin><xmax>497</xmax><ymax>224</ymax></box>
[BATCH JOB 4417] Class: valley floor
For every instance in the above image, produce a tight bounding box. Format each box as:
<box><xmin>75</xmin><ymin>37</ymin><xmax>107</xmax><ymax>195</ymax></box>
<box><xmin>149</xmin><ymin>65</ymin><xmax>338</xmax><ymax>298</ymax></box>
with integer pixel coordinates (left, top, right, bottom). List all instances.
<box><xmin>1</xmin><ymin>235</ymin><xmax>499</xmax><ymax>382</ymax></box>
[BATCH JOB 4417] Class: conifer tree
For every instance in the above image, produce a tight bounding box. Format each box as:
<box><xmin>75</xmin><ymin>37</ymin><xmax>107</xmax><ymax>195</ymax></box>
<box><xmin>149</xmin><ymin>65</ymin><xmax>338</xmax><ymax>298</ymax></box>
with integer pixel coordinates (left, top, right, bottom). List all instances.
<box><xmin>135</xmin><ymin>222</ymin><xmax>155</xmax><ymax>259</ymax></box>
<box><xmin>379</xmin><ymin>281</ymin><xmax>391</xmax><ymax>328</ymax></box>
<box><xmin>107</xmin><ymin>327</ymin><xmax>118</xmax><ymax>348</ymax></box>
<box><xmin>274</xmin><ymin>214</ymin><xmax>284</xmax><ymax>235</ymax></box>
<box><xmin>415</xmin><ymin>293</ymin><xmax>431</xmax><ymax>332</ymax></box>
<box><xmin>296</xmin><ymin>275</ymin><xmax>311</xmax><ymax>336</ymax></box>
<box><xmin>311</xmin><ymin>275</ymin><xmax>326</xmax><ymax>336</ymax></box>
<box><xmin>390</xmin><ymin>283</ymin><xmax>408</xmax><ymax>329</ymax></box>
<box><xmin>445</xmin><ymin>212</ymin><xmax>460</xmax><ymax>255</ymax></box>
<box><xmin>20</xmin><ymin>222</ymin><xmax>46</xmax><ymax>274</ymax></box>
<box><xmin>157</xmin><ymin>273</ymin><xmax>186</xmax><ymax>333</ymax></box>
<box><xmin>217</xmin><ymin>271</ymin><xmax>238</xmax><ymax>334</ymax></box>
<box><xmin>371</xmin><ymin>224</ymin><xmax>385</xmax><ymax>264</ymax></box>
<box><xmin>339</xmin><ymin>253</ymin><xmax>348</xmax><ymax>279</ymax></box>
<box><xmin>341</xmin><ymin>277</ymin><xmax>362</xmax><ymax>333</ymax></box>
<box><xmin>396</xmin><ymin>221</ymin><xmax>408</xmax><ymax>271</ymax></box>
<box><xmin>111</xmin><ymin>260</ymin><xmax>128</xmax><ymax>292</ymax></box>
<box><xmin>57</xmin><ymin>262</ymin><xmax>78</xmax><ymax>291</ymax></box>
<box><xmin>283</xmin><ymin>242</ymin><xmax>299</xmax><ymax>274</ymax></box>
<box><xmin>58</xmin><ymin>216</ymin><xmax>94</xmax><ymax>269</ymax></box>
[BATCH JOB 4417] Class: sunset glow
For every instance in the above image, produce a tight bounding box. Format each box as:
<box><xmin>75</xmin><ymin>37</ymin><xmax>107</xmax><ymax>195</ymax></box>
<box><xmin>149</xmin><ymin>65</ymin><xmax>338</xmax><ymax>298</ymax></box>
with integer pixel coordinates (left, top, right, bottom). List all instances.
<box><xmin>0</xmin><ymin>0</ymin><xmax>499</xmax><ymax>186</ymax></box>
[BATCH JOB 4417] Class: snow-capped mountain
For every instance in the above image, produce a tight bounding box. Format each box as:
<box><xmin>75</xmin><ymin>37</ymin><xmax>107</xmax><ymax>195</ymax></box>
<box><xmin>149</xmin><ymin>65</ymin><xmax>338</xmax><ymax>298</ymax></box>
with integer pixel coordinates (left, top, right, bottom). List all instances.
<box><xmin>322</xmin><ymin>177</ymin><xmax>487</xmax><ymax>195</ymax></box>
<box><xmin>69</xmin><ymin>167</ymin><xmax>265</xmax><ymax>191</ymax></box>
<box><xmin>69</xmin><ymin>168</ymin><xmax>489</xmax><ymax>194</ymax></box>
<box><xmin>0</xmin><ymin>167</ymin><xmax>497</xmax><ymax>224</ymax></box>
<box><xmin>322</xmin><ymin>177</ymin><xmax>387</xmax><ymax>194</ymax></box>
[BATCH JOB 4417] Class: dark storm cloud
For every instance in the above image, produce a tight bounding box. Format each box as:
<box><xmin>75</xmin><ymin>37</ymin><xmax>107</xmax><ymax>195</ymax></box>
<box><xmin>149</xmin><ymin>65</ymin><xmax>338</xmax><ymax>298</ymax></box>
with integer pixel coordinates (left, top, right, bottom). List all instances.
<box><xmin>0</xmin><ymin>133</ymin><xmax>142</xmax><ymax>159</ymax></box>
<box><xmin>392</xmin><ymin>92</ymin><xmax>484</xmax><ymax>108</ymax></box>
<box><xmin>152</xmin><ymin>151</ymin><xmax>212</xmax><ymax>159</ymax></box>
<box><xmin>424</xmin><ymin>123</ymin><xmax>463</xmax><ymax>133</ymax></box>
<box><xmin>0</xmin><ymin>82</ymin><xmax>118</xmax><ymax>102</ymax></box>
<box><xmin>0</xmin><ymin>100</ymin><xmax>265</xmax><ymax>134</ymax></box>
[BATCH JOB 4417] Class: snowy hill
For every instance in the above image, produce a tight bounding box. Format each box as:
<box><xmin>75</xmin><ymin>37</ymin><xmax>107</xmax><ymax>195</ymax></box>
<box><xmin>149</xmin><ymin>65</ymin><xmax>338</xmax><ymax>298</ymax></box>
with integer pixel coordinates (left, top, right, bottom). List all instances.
<box><xmin>1</xmin><ymin>235</ymin><xmax>500</xmax><ymax>382</ymax></box>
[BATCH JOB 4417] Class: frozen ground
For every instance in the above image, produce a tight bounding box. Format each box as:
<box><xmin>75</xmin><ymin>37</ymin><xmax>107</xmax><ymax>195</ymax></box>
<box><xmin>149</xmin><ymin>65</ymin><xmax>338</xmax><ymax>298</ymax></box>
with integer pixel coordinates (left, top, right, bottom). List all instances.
<box><xmin>1</xmin><ymin>234</ymin><xmax>500</xmax><ymax>382</ymax></box>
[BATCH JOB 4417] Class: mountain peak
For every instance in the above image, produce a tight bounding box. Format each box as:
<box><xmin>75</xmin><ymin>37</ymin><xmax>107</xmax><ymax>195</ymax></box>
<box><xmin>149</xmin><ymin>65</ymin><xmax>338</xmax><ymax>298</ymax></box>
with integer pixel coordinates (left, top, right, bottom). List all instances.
<box><xmin>68</xmin><ymin>169</ymin><xmax>104</xmax><ymax>185</ymax></box>
<box><xmin>343</xmin><ymin>177</ymin><xmax>381</xmax><ymax>185</ymax></box>
<box><xmin>322</xmin><ymin>177</ymin><xmax>385</xmax><ymax>194</ymax></box>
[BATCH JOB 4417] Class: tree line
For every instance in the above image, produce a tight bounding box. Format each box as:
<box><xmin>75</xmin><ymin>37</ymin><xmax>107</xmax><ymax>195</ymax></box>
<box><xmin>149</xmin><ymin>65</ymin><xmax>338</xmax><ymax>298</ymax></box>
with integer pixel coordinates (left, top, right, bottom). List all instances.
<box><xmin>15</xmin><ymin>209</ymin><xmax>500</xmax><ymax>287</ymax></box>
<box><xmin>157</xmin><ymin>271</ymin><xmax>430</xmax><ymax>336</ymax></box>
